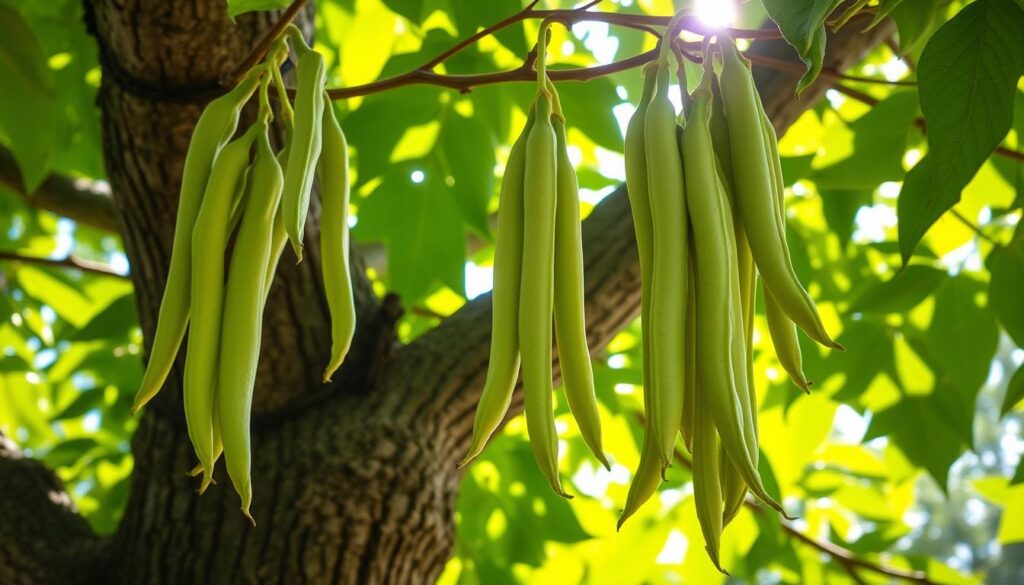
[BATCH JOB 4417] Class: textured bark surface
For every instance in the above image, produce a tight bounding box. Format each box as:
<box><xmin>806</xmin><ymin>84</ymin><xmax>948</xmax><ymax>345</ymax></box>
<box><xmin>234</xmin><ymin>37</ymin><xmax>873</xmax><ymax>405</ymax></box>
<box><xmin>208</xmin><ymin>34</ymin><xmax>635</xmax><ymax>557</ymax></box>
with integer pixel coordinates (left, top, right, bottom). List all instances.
<box><xmin>0</xmin><ymin>3</ymin><xmax>892</xmax><ymax>583</ymax></box>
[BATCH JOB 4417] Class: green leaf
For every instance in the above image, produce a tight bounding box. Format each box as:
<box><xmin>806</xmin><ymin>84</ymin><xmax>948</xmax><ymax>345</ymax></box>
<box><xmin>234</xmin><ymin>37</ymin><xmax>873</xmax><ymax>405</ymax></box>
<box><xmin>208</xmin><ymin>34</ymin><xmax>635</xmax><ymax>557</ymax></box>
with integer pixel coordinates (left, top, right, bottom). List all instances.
<box><xmin>820</xmin><ymin>188</ymin><xmax>871</xmax><ymax>248</ymax></box>
<box><xmin>16</xmin><ymin>265</ymin><xmax>95</xmax><ymax>328</ymax></box>
<box><xmin>555</xmin><ymin>78</ymin><xmax>624</xmax><ymax>151</ymax></box>
<box><xmin>779</xmin><ymin>154</ymin><xmax>816</xmax><ymax>185</ymax></box>
<box><xmin>52</xmin><ymin>387</ymin><xmax>103</xmax><ymax>421</ymax></box>
<box><xmin>381</xmin><ymin>0</ymin><xmax>424</xmax><ymax>25</ymax></box>
<box><xmin>356</xmin><ymin>160</ymin><xmax>466</xmax><ymax>303</ymax></box>
<box><xmin>927</xmin><ymin>275</ymin><xmax>999</xmax><ymax>399</ymax></box>
<box><xmin>848</xmin><ymin>264</ymin><xmax>947</xmax><ymax>314</ymax></box>
<box><xmin>828</xmin><ymin>318</ymin><xmax>901</xmax><ymax>403</ymax></box>
<box><xmin>760</xmin><ymin>0</ymin><xmax>842</xmax><ymax>92</ymax></box>
<box><xmin>1001</xmin><ymin>363</ymin><xmax>1024</xmax><ymax>417</ymax></box>
<box><xmin>0</xmin><ymin>3</ymin><xmax>55</xmax><ymax>190</ymax></box>
<box><xmin>224</xmin><ymin>0</ymin><xmax>289</xmax><ymax>18</ymax></box>
<box><xmin>0</xmin><ymin>353</ymin><xmax>31</xmax><ymax>372</ymax></box>
<box><xmin>70</xmin><ymin>293</ymin><xmax>137</xmax><ymax>341</ymax></box>
<box><xmin>888</xmin><ymin>0</ymin><xmax>942</xmax><ymax>54</ymax></box>
<box><xmin>813</xmin><ymin>90</ymin><xmax>920</xmax><ymax>189</ymax></box>
<box><xmin>897</xmin><ymin>0</ymin><xmax>1024</xmax><ymax>264</ymax></box>
<box><xmin>42</xmin><ymin>437</ymin><xmax>99</xmax><ymax>468</ymax></box>
<box><xmin>867</xmin><ymin>0</ymin><xmax>905</xmax><ymax>30</ymax></box>
<box><xmin>438</xmin><ymin>112</ymin><xmax>496</xmax><ymax>236</ymax></box>
<box><xmin>449</xmin><ymin>0</ymin><xmax>528</xmax><ymax>56</ymax></box>
<box><xmin>1012</xmin><ymin>458</ymin><xmax>1024</xmax><ymax>486</ymax></box>
<box><xmin>988</xmin><ymin>237</ymin><xmax>1024</xmax><ymax>347</ymax></box>
<box><xmin>866</xmin><ymin>396</ymin><xmax>964</xmax><ymax>491</ymax></box>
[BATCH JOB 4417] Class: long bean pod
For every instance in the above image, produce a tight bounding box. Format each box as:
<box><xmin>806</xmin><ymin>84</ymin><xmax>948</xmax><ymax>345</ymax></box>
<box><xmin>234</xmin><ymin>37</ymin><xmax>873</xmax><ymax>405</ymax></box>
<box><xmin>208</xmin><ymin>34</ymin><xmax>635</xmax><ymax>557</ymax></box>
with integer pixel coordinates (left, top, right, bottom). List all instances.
<box><xmin>281</xmin><ymin>33</ymin><xmax>326</xmax><ymax>261</ymax></box>
<box><xmin>319</xmin><ymin>98</ymin><xmax>357</xmax><ymax>382</ymax></box>
<box><xmin>461</xmin><ymin>110</ymin><xmax>534</xmax><ymax>466</ymax></box>
<box><xmin>217</xmin><ymin>124</ymin><xmax>283</xmax><ymax>523</ymax></box>
<box><xmin>519</xmin><ymin>93</ymin><xmax>567</xmax><ymax>497</ymax></box>
<box><xmin>552</xmin><ymin>112</ymin><xmax>608</xmax><ymax>469</ymax></box>
<box><xmin>132</xmin><ymin>74</ymin><xmax>261</xmax><ymax>413</ymax></box>
<box><xmin>644</xmin><ymin>63</ymin><xmax>688</xmax><ymax>472</ymax></box>
<box><xmin>183</xmin><ymin>121</ymin><xmax>262</xmax><ymax>487</ymax></box>
<box><xmin>718</xmin><ymin>38</ymin><xmax>840</xmax><ymax>350</ymax></box>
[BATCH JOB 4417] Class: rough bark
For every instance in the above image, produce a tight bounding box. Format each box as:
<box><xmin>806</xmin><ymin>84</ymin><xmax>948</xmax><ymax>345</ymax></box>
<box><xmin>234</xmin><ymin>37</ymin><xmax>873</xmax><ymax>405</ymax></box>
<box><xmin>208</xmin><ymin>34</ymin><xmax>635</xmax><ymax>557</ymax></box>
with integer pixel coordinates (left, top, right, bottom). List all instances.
<box><xmin>0</xmin><ymin>2</ymin><xmax>892</xmax><ymax>583</ymax></box>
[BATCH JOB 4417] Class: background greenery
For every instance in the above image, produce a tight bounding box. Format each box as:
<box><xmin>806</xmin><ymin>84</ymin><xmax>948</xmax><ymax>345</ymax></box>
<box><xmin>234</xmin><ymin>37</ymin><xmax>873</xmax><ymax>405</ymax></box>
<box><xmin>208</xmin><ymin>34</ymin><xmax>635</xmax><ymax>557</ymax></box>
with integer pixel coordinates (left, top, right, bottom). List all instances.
<box><xmin>1</xmin><ymin>0</ymin><xmax>1023</xmax><ymax>582</ymax></box>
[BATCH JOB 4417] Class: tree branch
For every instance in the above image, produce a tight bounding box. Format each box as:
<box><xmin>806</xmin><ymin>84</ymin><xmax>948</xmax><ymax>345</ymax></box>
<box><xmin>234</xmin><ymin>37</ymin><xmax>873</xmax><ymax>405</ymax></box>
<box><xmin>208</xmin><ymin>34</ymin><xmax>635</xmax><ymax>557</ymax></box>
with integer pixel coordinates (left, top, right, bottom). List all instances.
<box><xmin>0</xmin><ymin>147</ymin><xmax>119</xmax><ymax>233</ymax></box>
<box><xmin>0</xmin><ymin>251</ymin><xmax>128</xmax><ymax>279</ymax></box>
<box><xmin>0</xmin><ymin>432</ymin><xmax>103</xmax><ymax>584</ymax></box>
<box><xmin>744</xmin><ymin>53</ymin><xmax>1024</xmax><ymax>164</ymax></box>
<box><xmin>666</xmin><ymin>447</ymin><xmax>939</xmax><ymax>584</ymax></box>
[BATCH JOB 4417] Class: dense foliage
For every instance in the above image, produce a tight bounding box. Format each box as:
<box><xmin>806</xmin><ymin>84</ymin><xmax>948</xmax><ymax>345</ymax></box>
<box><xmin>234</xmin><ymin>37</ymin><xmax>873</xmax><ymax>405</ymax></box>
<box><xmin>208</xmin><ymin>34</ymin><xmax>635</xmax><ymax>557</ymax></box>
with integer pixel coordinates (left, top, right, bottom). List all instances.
<box><xmin>1</xmin><ymin>0</ymin><xmax>1023</xmax><ymax>582</ymax></box>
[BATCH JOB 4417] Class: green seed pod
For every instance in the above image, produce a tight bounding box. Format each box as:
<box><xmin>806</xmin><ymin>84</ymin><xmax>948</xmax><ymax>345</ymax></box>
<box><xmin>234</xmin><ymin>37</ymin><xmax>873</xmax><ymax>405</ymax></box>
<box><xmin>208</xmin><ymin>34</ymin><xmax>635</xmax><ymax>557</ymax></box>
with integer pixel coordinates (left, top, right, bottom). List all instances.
<box><xmin>281</xmin><ymin>37</ymin><xmax>326</xmax><ymax>261</ymax></box>
<box><xmin>182</xmin><ymin>121</ymin><xmax>262</xmax><ymax>488</ymax></box>
<box><xmin>644</xmin><ymin>63</ymin><xmax>688</xmax><ymax>473</ymax></box>
<box><xmin>552</xmin><ymin>111</ymin><xmax>608</xmax><ymax>470</ymax></box>
<box><xmin>217</xmin><ymin>126</ymin><xmax>284</xmax><ymax>524</ymax></box>
<box><xmin>319</xmin><ymin>99</ymin><xmax>357</xmax><ymax>383</ymax></box>
<box><xmin>132</xmin><ymin>74</ymin><xmax>261</xmax><ymax>413</ymax></box>
<box><xmin>519</xmin><ymin>92</ymin><xmax>567</xmax><ymax>498</ymax></box>
<box><xmin>461</xmin><ymin>109</ymin><xmax>534</xmax><ymax>466</ymax></box>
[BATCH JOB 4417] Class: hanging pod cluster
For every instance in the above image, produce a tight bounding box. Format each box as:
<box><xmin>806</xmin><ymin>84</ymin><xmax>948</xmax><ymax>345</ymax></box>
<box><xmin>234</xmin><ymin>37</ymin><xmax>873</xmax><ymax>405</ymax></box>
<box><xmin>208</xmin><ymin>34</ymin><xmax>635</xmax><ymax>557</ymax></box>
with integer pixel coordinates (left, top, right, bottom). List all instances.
<box><xmin>462</xmin><ymin>25</ymin><xmax>609</xmax><ymax>496</ymax></box>
<box><xmin>130</xmin><ymin>28</ymin><xmax>357</xmax><ymax>523</ymax></box>
<box><xmin>462</xmin><ymin>15</ymin><xmax>843</xmax><ymax>570</ymax></box>
<box><xmin>618</xmin><ymin>31</ymin><xmax>843</xmax><ymax>569</ymax></box>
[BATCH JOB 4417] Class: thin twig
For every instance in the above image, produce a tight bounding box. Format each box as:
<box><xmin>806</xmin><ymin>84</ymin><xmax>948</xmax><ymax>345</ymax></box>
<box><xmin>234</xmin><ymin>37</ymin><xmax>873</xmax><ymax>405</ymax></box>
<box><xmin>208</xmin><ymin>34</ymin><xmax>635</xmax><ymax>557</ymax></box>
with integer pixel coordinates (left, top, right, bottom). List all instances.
<box><xmin>950</xmin><ymin>208</ymin><xmax>998</xmax><ymax>244</ymax></box>
<box><xmin>419</xmin><ymin>0</ymin><xmax>542</xmax><ymax>70</ymax></box>
<box><xmin>261</xmin><ymin>5</ymin><xmax>774</xmax><ymax>100</ymax></box>
<box><xmin>325</xmin><ymin>47</ymin><xmax>664</xmax><ymax>98</ymax></box>
<box><xmin>410</xmin><ymin>305</ymin><xmax>446</xmax><ymax>320</ymax></box>
<box><xmin>225</xmin><ymin>0</ymin><xmax>310</xmax><ymax>85</ymax></box>
<box><xmin>666</xmin><ymin>447</ymin><xmax>941</xmax><ymax>583</ymax></box>
<box><xmin>0</xmin><ymin>251</ymin><xmax>128</xmax><ymax>279</ymax></box>
<box><xmin>743</xmin><ymin>52</ymin><xmax>1024</xmax><ymax>164</ymax></box>
<box><xmin>829</xmin><ymin>81</ymin><xmax>1024</xmax><ymax>164</ymax></box>
<box><xmin>828</xmin><ymin>70</ymin><xmax>915</xmax><ymax>86</ymax></box>
<box><xmin>885</xmin><ymin>36</ymin><xmax>916</xmax><ymax>72</ymax></box>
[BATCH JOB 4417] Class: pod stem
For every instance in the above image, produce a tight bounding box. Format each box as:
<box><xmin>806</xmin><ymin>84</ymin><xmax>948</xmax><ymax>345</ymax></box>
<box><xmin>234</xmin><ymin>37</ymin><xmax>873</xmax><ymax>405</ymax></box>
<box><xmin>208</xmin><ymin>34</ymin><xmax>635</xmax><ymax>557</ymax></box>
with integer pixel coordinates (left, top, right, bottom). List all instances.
<box><xmin>545</xmin><ymin>77</ymin><xmax>564</xmax><ymax>120</ymax></box>
<box><xmin>536</xmin><ymin>21</ymin><xmax>553</xmax><ymax>96</ymax></box>
<box><xmin>258</xmin><ymin>69</ymin><xmax>274</xmax><ymax>124</ymax></box>
<box><xmin>657</xmin><ymin>10</ymin><xmax>688</xmax><ymax>66</ymax></box>
<box><xmin>269</xmin><ymin>38</ymin><xmax>295</xmax><ymax>125</ymax></box>
<box><xmin>673</xmin><ymin>41</ymin><xmax>691</xmax><ymax>120</ymax></box>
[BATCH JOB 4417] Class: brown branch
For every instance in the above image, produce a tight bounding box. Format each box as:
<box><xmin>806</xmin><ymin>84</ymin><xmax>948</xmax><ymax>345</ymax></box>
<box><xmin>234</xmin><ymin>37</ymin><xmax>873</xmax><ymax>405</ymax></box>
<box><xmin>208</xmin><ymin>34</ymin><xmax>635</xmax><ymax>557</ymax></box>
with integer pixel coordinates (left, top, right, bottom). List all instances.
<box><xmin>0</xmin><ymin>147</ymin><xmax>118</xmax><ymax>233</ymax></box>
<box><xmin>224</xmin><ymin>0</ymin><xmax>310</xmax><ymax>84</ymax></box>
<box><xmin>0</xmin><ymin>251</ymin><xmax>128</xmax><ymax>279</ymax></box>
<box><xmin>326</xmin><ymin>47</ymin><xmax>663</xmax><ymax>98</ymax></box>
<box><xmin>306</xmin><ymin>7</ymin><xmax>779</xmax><ymax>100</ymax></box>
<box><xmin>0</xmin><ymin>433</ymin><xmax>101</xmax><ymax>584</ymax></box>
<box><xmin>745</xmin><ymin>52</ymin><xmax>1024</xmax><ymax>164</ymax></box>
<box><xmin>780</xmin><ymin>518</ymin><xmax>938</xmax><ymax>584</ymax></box>
<box><xmin>829</xmin><ymin>71</ymin><xmax>915</xmax><ymax>86</ymax></box>
<box><xmin>419</xmin><ymin>0</ymin><xmax>543</xmax><ymax>71</ymax></box>
<box><xmin>668</xmin><ymin>449</ymin><xmax>939</xmax><ymax>584</ymax></box>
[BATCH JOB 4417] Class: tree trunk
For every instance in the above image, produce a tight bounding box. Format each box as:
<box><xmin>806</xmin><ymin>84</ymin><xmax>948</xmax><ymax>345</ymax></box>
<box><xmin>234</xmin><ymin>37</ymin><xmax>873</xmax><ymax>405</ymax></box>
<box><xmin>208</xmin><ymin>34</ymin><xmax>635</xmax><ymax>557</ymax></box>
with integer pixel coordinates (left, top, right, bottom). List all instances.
<box><xmin>0</xmin><ymin>1</ymin><xmax>893</xmax><ymax>583</ymax></box>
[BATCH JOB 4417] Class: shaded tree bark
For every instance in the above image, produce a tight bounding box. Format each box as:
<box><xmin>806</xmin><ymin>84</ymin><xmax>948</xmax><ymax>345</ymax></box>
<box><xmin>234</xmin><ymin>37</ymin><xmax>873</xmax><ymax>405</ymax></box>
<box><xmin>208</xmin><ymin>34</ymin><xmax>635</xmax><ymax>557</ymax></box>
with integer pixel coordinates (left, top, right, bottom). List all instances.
<box><xmin>0</xmin><ymin>2</ymin><xmax>892</xmax><ymax>583</ymax></box>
